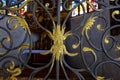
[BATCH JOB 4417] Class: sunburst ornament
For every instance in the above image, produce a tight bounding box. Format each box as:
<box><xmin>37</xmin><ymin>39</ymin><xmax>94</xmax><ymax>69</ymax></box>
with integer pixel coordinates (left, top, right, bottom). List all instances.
<box><xmin>41</xmin><ymin>24</ymin><xmax>79</xmax><ymax>70</ymax></box>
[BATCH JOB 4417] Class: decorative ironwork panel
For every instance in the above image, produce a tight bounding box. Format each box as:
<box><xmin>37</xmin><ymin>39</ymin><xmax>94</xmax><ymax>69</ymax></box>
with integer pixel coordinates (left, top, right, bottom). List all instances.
<box><xmin>0</xmin><ymin>0</ymin><xmax>120</xmax><ymax>80</ymax></box>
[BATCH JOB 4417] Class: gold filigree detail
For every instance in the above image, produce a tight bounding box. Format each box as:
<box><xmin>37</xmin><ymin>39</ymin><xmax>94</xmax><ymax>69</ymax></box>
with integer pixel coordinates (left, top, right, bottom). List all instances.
<box><xmin>0</xmin><ymin>52</ymin><xmax>5</xmax><ymax>55</ymax></box>
<box><xmin>7</xmin><ymin>61</ymin><xmax>21</xmax><ymax>80</ymax></box>
<box><xmin>6</xmin><ymin>37</ymin><xmax>11</xmax><ymax>42</ymax></box>
<box><xmin>115</xmin><ymin>57</ymin><xmax>120</xmax><ymax>61</ymax></box>
<box><xmin>112</xmin><ymin>10</ymin><xmax>120</xmax><ymax>19</ymax></box>
<box><xmin>41</xmin><ymin>25</ymin><xmax>79</xmax><ymax>71</ymax></box>
<box><xmin>18</xmin><ymin>44</ymin><xmax>30</xmax><ymax>52</ymax></box>
<box><xmin>96</xmin><ymin>24</ymin><xmax>104</xmax><ymax>32</ymax></box>
<box><xmin>110</xmin><ymin>0</ymin><xmax>115</xmax><ymax>2</ymax></box>
<box><xmin>82</xmin><ymin>15</ymin><xmax>97</xmax><ymax>39</ymax></box>
<box><xmin>104</xmin><ymin>36</ymin><xmax>109</xmax><ymax>44</ymax></box>
<box><xmin>116</xmin><ymin>44</ymin><xmax>120</xmax><ymax>50</ymax></box>
<box><xmin>8</xmin><ymin>16</ymin><xmax>31</xmax><ymax>35</ymax></box>
<box><xmin>83</xmin><ymin>47</ymin><xmax>97</xmax><ymax>62</ymax></box>
<box><xmin>0</xmin><ymin>36</ymin><xmax>10</xmax><ymax>55</ymax></box>
<box><xmin>96</xmin><ymin>76</ymin><xmax>104</xmax><ymax>80</ymax></box>
<box><xmin>72</xmin><ymin>41</ymin><xmax>80</xmax><ymax>49</ymax></box>
<box><xmin>45</xmin><ymin>3</ymin><xmax>50</xmax><ymax>8</ymax></box>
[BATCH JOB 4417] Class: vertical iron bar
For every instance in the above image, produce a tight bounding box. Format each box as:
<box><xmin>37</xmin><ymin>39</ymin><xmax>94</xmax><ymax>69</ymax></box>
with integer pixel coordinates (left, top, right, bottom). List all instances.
<box><xmin>57</xmin><ymin>0</ymin><xmax>61</xmax><ymax>25</ymax></box>
<box><xmin>56</xmin><ymin>61</ymin><xmax>59</xmax><ymax>80</ymax></box>
<box><xmin>56</xmin><ymin>0</ymin><xmax>60</xmax><ymax>80</ymax></box>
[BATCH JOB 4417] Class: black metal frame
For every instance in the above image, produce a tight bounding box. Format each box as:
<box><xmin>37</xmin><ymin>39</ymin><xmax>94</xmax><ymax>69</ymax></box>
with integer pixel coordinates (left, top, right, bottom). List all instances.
<box><xmin>0</xmin><ymin>0</ymin><xmax>120</xmax><ymax>80</ymax></box>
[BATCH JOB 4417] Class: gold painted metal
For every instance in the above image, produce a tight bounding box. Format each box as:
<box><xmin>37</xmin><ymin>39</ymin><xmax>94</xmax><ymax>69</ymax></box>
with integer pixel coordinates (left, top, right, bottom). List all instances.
<box><xmin>0</xmin><ymin>43</ymin><xmax>1</xmax><ymax>47</ymax></box>
<box><xmin>18</xmin><ymin>44</ymin><xmax>30</xmax><ymax>53</ymax></box>
<box><xmin>8</xmin><ymin>16</ymin><xmax>31</xmax><ymax>35</ymax></box>
<box><xmin>104</xmin><ymin>36</ymin><xmax>109</xmax><ymax>44</ymax></box>
<box><xmin>82</xmin><ymin>15</ymin><xmax>97</xmax><ymax>39</ymax></box>
<box><xmin>96</xmin><ymin>24</ymin><xmax>104</xmax><ymax>32</ymax></box>
<box><xmin>110</xmin><ymin>0</ymin><xmax>115</xmax><ymax>1</ymax></box>
<box><xmin>112</xmin><ymin>10</ymin><xmax>120</xmax><ymax>20</ymax></box>
<box><xmin>0</xmin><ymin>36</ymin><xmax>10</xmax><ymax>55</ymax></box>
<box><xmin>7</xmin><ymin>61</ymin><xmax>21</xmax><ymax>80</ymax></box>
<box><xmin>72</xmin><ymin>41</ymin><xmax>80</xmax><ymax>49</ymax></box>
<box><xmin>116</xmin><ymin>45</ymin><xmax>120</xmax><ymax>50</ymax></box>
<box><xmin>96</xmin><ymin>76</ymin><xmax>104</xmax><ymax>80</ymax></box>
<box><xmin>41</xmin><ymin>25</ymin><xmax>79</xmax><ymax>71</ymax></box>
<box><xmin>6</xmin><ymin>37</ymin><xmax>11</xmax><ymax>42</ymax></box>
<box><xmin>45</xmin><ymin>3</ymin><xmax>50</xmax><ymax>8</ymax></box>
<box><xmin>83</xmin><ymin>47</ymin><xmax>97</xmax><ymax>62</ymax></box>
<box><xmin>115</xmin><ymin>45</ymin><xmax>120</xmax><ymax>61</ymax></box>
<box><xmin>115</xmin><ymin>57</ymin><xmax>120</xmax><ymax>61</ymax></box>
<box><xmin>0</xmin><ymin>52</ymin><xmax>5</xmax><ymax>55</ymax></box>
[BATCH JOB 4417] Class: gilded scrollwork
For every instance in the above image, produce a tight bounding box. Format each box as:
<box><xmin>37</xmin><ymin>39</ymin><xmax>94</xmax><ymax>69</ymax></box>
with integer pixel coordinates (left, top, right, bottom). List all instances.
<box><xmin>96</xmin><ymin>24</ymin><xmax>105</xmax><ymax>32</ymax></box>
<box><xmin>112</xmin><ymin>10</ymin><xmax>120</xmax><ymax>21</ymax></box>
<box><xmin>104</xmin><ymin>35</ymin><xmax>110</xmax><ymax>44</ymax></box>
<box><xmin>83</xmin><ymin>47</ymin><xmax>97</xmax><ymax>62</ymax></box>
<box><xmin>7</xmin><ymin>16</ymin><xmax>31</xmax><ymax>35</ymax></box>
<box><xmin>82</xmin><ymin>15</ymin><xmax>97</xmax><ymax>39</ymax></box>
<box><xmin>7</xmin><ymin>61</ymin><xmax>21</xmax><ymax>80</ymax></box>
<box><xmin>0</xmin><ymin>0</ymin><xmax>120</xmax><ymax>80</ymax></box>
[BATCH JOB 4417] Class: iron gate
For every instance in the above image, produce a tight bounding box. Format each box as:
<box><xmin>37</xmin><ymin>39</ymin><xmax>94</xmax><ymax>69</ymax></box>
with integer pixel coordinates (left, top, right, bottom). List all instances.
<box><xmin>0</xmin><ymin>0</ymin><xmax>120</xmax><ymax>80</ymax></box>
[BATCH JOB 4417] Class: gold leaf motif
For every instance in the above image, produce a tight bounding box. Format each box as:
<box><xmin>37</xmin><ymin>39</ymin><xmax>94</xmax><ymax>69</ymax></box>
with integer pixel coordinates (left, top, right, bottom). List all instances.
<box><xmin>0</xmin><ymin>36</ymin><xmax>10</xmax><ymax>55</ymax></box>
<box><xmin>104</xmin><ymin>36</ymin><xmax>109</xmax><ymax>44</ymax></box>
<box><xmin>82</xmin><ymin>15</ymin><xmax>97</xmax><ymax>39</ymax></box>
<box><xmin>112</xmin><ymin>10</ymin><xmax>120</xmax><ymax>19</ymax></box>
<box><xmin>83</xmin><ymin>47</ymin><xmax>97</xmax><ymax>62</ymax></box>
<box><xmin>96</xmin><ymin>24</ymin><xmax>104</xmax><ymax>32</ymax></box>
<box><xmin>72</xmin><ymin>41</ymin><xmax>80</xmax><ymax>49</ymax></box>
<box><xmin>8</xmin><ymin>16</ymin><xmax>31</xmax><ymax>35</ymax></box>
<box><xmin>96</xmin><ymin>76</ymin><xmax>104</xmax><ymax>80</ymax></box>
<box><xmin>18</xmin><ymin>44</ymin><xmax>30</xmax><ymax>52</ymax></box>
<box><xmin>7</xmin><ymin>61</ymin><xmax>21</xmax><ymax>80</ymax></box>
<box><xmin>116</xmin><ymin>45</ymin><xmax>120</xmax><ymax>50</ymax></box>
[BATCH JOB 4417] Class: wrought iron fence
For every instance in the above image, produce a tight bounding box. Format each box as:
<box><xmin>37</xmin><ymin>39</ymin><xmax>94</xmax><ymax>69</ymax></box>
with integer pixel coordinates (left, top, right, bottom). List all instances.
<box><xmin>0</xmin><ymin>0</ymin><xmax>120</xmax><ymax>80</ymax></box>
